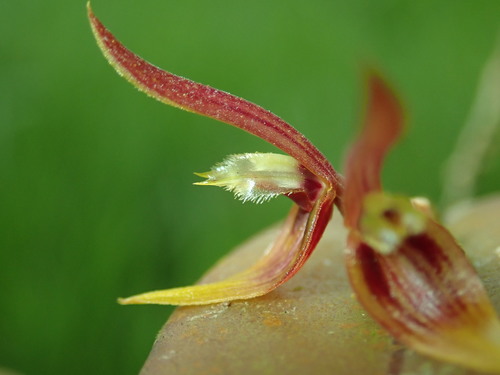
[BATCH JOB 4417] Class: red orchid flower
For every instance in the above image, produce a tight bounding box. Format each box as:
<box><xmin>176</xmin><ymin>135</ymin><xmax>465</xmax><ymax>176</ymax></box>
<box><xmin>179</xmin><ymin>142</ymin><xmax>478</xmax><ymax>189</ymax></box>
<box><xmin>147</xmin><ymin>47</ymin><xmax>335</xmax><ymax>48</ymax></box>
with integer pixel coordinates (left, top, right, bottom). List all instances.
<box><xmin>88</xmin><ymin>3</ymin><xmax>343</xmax><ymax>305</ymax></box>
<box><xmin>88</xmin><ymin>4</ymin><xmax>500</xmax><ymax>371</ymax></box>
<box><xmin>343</xmin><ymin>74</ymin><xmax>500</xmax><ymax>373</ymax></box>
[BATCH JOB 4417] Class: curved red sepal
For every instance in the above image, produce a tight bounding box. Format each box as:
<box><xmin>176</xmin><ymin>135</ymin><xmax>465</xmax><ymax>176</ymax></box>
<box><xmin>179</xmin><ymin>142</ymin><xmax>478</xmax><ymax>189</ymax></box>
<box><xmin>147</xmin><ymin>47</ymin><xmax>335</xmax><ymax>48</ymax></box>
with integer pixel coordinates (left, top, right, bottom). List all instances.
<box><xmin>343</xmin><ymin>74</ymin><xmax>403</xmax><ymax>228</ymax></box>
<box><xmin>87</xmin><ymin>3</ymin><xmax>343</xmax><ymax>193</ymax></box>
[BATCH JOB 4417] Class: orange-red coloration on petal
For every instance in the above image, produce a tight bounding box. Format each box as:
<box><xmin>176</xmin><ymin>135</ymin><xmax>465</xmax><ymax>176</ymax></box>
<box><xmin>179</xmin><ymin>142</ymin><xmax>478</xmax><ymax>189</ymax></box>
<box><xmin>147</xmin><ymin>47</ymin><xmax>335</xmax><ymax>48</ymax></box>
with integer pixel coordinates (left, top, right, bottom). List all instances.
<box><xmin>120</xmin><ymin>191</ymin><xmax>333</xmax><ymax>305</ymax></box>
<box><xmin>344</xmin><ymin>75</ymin><xmax>500</xmax><ymax>373</ymax></box>
<box><xmin>343</xmin><ymin>73</ymin><xmax>403</xmax><ymax>228</ymax></box>
<box><xmin>87</xmin><ymin>3</ymin><xmax>340</xmax><ymax>306</ymax></box>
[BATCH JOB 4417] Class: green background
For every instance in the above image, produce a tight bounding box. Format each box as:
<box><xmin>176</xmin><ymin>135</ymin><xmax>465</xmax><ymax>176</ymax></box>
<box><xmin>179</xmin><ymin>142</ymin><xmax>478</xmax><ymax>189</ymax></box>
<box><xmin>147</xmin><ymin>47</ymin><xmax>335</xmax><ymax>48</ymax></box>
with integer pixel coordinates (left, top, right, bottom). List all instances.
<box><xmin>1</xmin><ymin>0</ymin><xmax>499</xmax><ymax>374</ymax></box>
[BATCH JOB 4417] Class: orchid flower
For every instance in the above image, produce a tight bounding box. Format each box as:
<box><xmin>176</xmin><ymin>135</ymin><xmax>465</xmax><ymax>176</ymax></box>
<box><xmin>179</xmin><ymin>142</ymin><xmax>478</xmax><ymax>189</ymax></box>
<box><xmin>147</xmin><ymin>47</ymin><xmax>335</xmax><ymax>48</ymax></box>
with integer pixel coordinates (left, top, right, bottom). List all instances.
<box><xmin>88</xmin><ymin>4</ymin><xmax>500</xmax><ymax>372</ymax></box>
<box><xmin>88</xmin><ymin>3</ymin><xmax>344</xmax><ymax>306</ymax></box>
<box><xmin>343</xmin><ymin>74</ymin><xmax>500</xmax><ymax>373</ymax></box>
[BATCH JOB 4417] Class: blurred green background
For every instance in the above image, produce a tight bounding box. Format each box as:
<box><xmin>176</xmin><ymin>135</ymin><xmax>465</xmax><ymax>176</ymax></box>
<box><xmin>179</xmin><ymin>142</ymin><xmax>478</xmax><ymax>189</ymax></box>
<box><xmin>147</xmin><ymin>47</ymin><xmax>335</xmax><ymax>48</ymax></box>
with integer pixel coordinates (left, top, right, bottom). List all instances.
<box><xmin>1</xmin><ymin>0</ymin><xmax>499</xmax><ymax>373</ymax></box>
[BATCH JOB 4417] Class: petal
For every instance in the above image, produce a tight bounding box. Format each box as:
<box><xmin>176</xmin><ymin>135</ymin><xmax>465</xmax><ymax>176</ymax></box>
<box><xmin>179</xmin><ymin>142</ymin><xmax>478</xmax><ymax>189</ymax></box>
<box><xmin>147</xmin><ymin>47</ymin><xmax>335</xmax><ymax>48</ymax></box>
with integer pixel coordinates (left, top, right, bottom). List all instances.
<box><xmin>343</xmin><ymin>73</ymin><xmax>404</xmax><ymax>228</ymax></box>
<box><xmin>87</xmin><ymin>3</ymin><xmax>342</xmax><ymax>191</ymax></box>
<box><xmin>119</xmin><ymin>188</ymin><xmax>334</xmax><ymax>305</ymax></box>
<box><xmin>346</xmin><ymin>218</ymin><xmax>500</xmax><ymax>373</ymax></box>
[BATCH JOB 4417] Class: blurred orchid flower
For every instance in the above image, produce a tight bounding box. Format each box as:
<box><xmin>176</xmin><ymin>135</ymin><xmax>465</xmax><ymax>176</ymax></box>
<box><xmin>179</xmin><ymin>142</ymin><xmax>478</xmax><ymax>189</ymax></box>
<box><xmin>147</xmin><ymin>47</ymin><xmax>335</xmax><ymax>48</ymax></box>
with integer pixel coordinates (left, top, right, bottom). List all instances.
<box><xmin>88</xmin><ymin>4</ymin><xmax>500</xmax><ymax>371</ymax></box>
<box><xmin>343</xmin><ymin>74</ymin><xmax>500</xmax><ymax>373</ymax></box>
<box><xmin>88</xmin><ymin>3</ymin><xmax>344</xmax><ymax>305</ymax></box>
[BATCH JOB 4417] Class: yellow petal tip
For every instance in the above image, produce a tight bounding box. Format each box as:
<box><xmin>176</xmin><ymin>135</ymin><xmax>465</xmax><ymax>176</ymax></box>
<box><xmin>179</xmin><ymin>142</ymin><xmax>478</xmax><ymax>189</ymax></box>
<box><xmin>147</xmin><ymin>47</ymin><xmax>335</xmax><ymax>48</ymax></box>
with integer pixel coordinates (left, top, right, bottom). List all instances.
<box><xmin>117</xmin><ymin>297</ymin><xmax>133</xmax><ymax>305</ymax></box>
